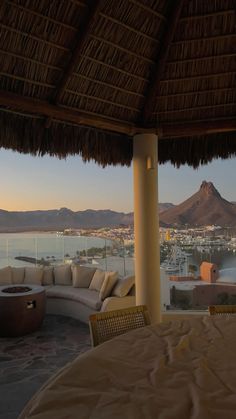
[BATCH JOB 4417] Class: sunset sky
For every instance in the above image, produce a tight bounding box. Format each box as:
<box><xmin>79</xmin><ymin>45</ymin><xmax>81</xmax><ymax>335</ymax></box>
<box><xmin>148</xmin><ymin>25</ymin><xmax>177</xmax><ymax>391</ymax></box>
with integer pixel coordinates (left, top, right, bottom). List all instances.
<box><xmin>1</xmin><ymin>148</ymin><xmax>236</xmax><ymax>212</ymax></box>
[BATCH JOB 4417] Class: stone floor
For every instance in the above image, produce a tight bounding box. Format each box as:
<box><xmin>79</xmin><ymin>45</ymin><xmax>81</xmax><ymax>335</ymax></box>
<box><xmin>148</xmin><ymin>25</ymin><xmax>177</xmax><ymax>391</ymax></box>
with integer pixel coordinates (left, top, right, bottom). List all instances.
<box><xmin>0</xmin><ymin>315</ymin><xmax>91</xmax><ymax>419</ymax></box>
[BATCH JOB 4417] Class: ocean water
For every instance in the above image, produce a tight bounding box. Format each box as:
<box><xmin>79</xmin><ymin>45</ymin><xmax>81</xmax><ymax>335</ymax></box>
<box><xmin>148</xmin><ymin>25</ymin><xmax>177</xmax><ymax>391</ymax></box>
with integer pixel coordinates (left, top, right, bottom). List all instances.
<box><xmin>0</xmin><ymin>232</ymin><xmax>134</xmax><ymax>276</ymax></box>
<box><xmin>0</xmin><ymin>232</ymin><xmax>109</xmax><ymax>266</ymax></box>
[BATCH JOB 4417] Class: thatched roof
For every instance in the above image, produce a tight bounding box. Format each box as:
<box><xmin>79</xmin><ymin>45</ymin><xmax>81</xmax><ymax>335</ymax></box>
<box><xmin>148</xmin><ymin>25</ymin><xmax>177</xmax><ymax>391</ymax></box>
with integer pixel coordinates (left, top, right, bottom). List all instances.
<box><xmin>0</xmin><ymin>0</ymin><xmax>235</xmax><ymax>167</ymax></box>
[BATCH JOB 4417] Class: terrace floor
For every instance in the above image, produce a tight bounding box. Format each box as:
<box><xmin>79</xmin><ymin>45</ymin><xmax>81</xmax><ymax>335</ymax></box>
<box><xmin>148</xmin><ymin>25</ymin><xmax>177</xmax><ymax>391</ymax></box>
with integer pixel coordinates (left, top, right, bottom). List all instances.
<box><xmin>0</xmin><ymin>315</ymin><xmax>91</xmax><ymax>419</ymax></box>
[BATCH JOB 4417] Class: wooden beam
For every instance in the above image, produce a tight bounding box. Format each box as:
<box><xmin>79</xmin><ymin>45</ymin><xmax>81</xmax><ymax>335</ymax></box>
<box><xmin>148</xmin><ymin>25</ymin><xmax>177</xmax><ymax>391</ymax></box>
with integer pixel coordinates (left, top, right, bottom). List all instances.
<box><xmin>99</xmin><ymin>13</ymin><xmax>159</xmax><ymax>44</ymax></box>
<box><xmin>140</xmin><ymin>1</ymin><xmax>185</xmax><ymax>124</ymax></box>
<box><xmin>160</xmin><ymin>119</ymin><xmax>236</xmax><ymax>138</ymax></box>
<box><xmin>167</xmin><ymin>52</ymin><xmax>236</xmax><ymax>65</ymax></box>
<box><xmin>0</xmin><ymin>91</ymin><xmax>235</xmax><ymax>138</ymax></box>
<box><xmin>172</xmin><ymin>33</ymin><xmax>236</xmax><ymax>45</ymax></box>
<box><xmin>158</xmin><ymin>87</ymin><xmax>234</xmax><ymax>99</ymax></box>
<box><xmin>0</xmin><ymin>90</ymin><xmax>135</xmax><ymax>135</ymax></box>
<box><xmin>4</xmin><ymin>1</ymin><xmax>78</xmax><ymax>32</ymax></box>
<box><xmin>128</xmin><ymin>0</ymin><xmax>166</xmax><ymax>21</ymax></box>
<box><xmin>179</xmin><ymin>9</ymin><xmax>235</xmax><ymax>22</ymax></box>
<box><xmin>53</xmin><ymin>0</ymin><xmax>103</xmax><ymax>103</ymax></box>
<box><xmin>89</xmin><ymin>34</ymin><xmax>154</xmax><ymax>64</ymax></box>
<box><xmin>0</xmin><ymin>24</ymin><xmax>69</xmax><ymax>52</ymax></box>
<box><xmin>153</xmin><ymin>102</ymin><xmax>235</xmax><ymax>115</ymax></box>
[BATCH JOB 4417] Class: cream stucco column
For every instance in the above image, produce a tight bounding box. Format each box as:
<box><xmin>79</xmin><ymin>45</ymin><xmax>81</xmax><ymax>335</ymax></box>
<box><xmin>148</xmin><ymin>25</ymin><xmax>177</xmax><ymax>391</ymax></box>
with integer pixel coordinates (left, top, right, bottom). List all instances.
<box><xmin>133</xmin><ymin>133</ymin><xmax>160</xmax><ymax>323</ymax></box>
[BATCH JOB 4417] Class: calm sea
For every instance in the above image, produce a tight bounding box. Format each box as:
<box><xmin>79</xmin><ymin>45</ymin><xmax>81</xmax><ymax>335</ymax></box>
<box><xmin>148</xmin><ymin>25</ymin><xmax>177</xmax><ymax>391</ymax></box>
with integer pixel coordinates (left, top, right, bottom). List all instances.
<box><xmin>0</xmin><ymin>232</ymin><xmax>109</xmax><ymax>267</ymax></box>
<box><xmin>0</xmin><ymin>232</ymin><xmax>134</xmax><ymax>276</ymax></box>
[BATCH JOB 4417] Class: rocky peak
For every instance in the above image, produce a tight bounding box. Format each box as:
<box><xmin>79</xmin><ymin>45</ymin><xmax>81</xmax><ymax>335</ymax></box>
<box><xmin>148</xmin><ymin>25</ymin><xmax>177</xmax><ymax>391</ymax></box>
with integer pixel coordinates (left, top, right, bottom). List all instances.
<box><xmin>200</xmin><ymin>181</ymin><xmax>221</xmax><ymax>198</ymax></box>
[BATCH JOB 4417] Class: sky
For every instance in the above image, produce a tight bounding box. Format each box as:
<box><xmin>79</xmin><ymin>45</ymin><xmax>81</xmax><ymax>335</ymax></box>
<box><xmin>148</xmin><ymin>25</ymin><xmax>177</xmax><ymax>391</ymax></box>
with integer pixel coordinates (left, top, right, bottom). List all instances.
<box><xmin>0</xmin><ymin>148</ymin><xmax>236</xmax><ymax>212</ymax></box>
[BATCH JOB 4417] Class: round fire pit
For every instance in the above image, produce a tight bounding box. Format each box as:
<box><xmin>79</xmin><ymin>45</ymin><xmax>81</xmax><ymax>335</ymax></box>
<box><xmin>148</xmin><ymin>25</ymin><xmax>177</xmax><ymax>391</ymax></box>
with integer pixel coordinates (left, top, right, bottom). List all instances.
<box><xmin>2</xmin><ymin>286</ymin><xmax>32</xmax><ymax>294</ymax></box>
<box><xmin>0</xmin><ymin>284</ymin><xmax>46</xmax><ymax>337</ymax></box>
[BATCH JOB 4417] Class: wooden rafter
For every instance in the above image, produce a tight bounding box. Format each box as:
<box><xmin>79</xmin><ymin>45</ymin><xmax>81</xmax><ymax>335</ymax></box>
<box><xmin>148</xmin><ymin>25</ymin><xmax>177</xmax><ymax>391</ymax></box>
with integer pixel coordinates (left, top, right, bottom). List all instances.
<box><xmin>128</xmin><ymin>0</ymin><xmax>166</xmax><ymax>21</ymax></box>
<box><xmin>140</xmin><ymin>1</ymin><xmax>185</xmax><ymax>125</ymax></box>
<box><xmin>70</xmin><ymin>74</ymin><xmax>144</xmax><ymax>97</ymax></box>
<box><xmin>172</xmin><ymin>33</ymin><xmax>236</xmax><ymax>45</ymax></box>
<box><xmin>0</xmin><ymin>91</ymin><xmax>235</xmax><ymax>138</ymax></box>
<box><xmin>153</xmin><ymin>102</ymin><xmax>235</xmax><ymax>115</ymax></box>
<box><xmin>53</xmin><ymin>0</ymin><xmax>103</xmax><ymax>104</ymax></box>
<box><xmin>158</xmin><ymin>87</ymin><xmax>234</xmax><ymax>99</ymax></box>
<box><xmin>160</xmin><ymin>119</ymin><xmax>236</xmax><ymax>138</ymax></box>
<box><xmin>0</xmin><ymin>49</ymin><xmax>62</xmax><ymax>72</ymax></box>
<box><xmin>0</xmin><ymin>24</ymin><xmax>69</xmax><ymax>51</ymax></box>
<box><xmin>0</xmin><ymin>90</ymin><xmax>135</xmax><ymax>135</ymax></box>
<box><xmin>81</xmin><ymin>55</ymin><xmax>148</xmax><ymax>82</ymax></box>
<box><xmin>4</xmin><ymin>0</ymin><xmax>78</xmax><ymax>32</ymax></box>
<box><xmin>89</xmin><ymin>34</ymin><xmax>154</xmax><ymax>64</ymax></box>
<box><xmin>160</xmin><ymin>71</ymin><xmax>235</xmax><ymax>83</ymax></box>
<box><xmin>179</xmin><ymin>9</ymin><xmax>235</xmax><ymax>22</ymax></box>
<box><xmin>167</xmin><ymin>53</ymin><xmax>236</xmax><ymax>65</ymax></box>
<box><xmin>99</xmin><ymin>13</ymin><xmax>159</xmax><ymax>44</ymax></box>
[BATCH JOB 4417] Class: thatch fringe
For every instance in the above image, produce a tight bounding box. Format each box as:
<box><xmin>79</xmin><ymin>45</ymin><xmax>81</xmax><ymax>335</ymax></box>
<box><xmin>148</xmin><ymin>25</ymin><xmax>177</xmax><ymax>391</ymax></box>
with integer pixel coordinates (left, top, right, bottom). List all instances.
<box><xmin>159</xmin><ymin>132</ymin><xmax>236</xmax><ymax>168</ymax></box>
<box><xmin>1</xmin><ymin>110</ymin><xmax>236</xmax><ymax>169</ymax></box>
<box><xmin>0</xmin><ymin>110</ymin><xmax>132</xmax><ymax>167</ymax></box>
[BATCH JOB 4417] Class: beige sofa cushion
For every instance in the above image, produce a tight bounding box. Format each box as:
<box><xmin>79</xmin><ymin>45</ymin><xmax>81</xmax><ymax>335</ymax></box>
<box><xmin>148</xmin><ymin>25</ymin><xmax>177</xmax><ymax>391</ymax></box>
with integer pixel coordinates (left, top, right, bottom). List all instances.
<box><xmin>72</xmin><ymin>265</ymin><xmax>96</xmax><ymax>288</ymax></box>
<box><xmin>112</xmin><ymin>275</ymin><xmax>135</xmax><ymax>297</ymax></box>
<box><xmin>42</xmin><ymin>267</ymin><xmax>54</xmax><ymax>286</ymax></box>
<box><xmin>0</xmin><ymin>266</ymin><xmax>12</xmax><ymax>285</ymax></box>
<box><xmin>89</xmin><ymin>269</ymin><xmax>105</xmax><ymax>292</ymax></box>
<box><xmin>24</xmin><ymin>267</ymin><xmax>44</xmax><ymax>285</ymax></box>
<box><xmin>54</xmin><ymin>265</ymin><xmax>72</xmax><ymax>285</ymax></box>
<box><xmin>46</xmin><ymin>286</ymin><xmax>102</xmax><ymax>310</ymax></box>
<box><xmin>11</xmin><ymin>267</ymin><xmax>25</xmax><ymax>284</ymax></box>
<box><xmin>99</xmin><ymin>271</ymin><xmax>118</xmax><ymax>300</ymax></box>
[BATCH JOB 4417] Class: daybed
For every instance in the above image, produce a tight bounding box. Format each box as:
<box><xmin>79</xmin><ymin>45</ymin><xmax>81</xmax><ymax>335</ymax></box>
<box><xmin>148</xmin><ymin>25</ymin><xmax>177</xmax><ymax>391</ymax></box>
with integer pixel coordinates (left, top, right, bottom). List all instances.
<box><xmin>0</xmin><ymin>265</ymin><xmax>135</xmax><ymax>323</ymax></box>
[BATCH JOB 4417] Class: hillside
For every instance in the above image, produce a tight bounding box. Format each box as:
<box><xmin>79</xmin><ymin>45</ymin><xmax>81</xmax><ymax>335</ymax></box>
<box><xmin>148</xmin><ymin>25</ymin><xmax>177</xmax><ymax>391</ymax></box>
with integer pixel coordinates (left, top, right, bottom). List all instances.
<box><xmin>0</xmin><ymin>203</ymin><xmax>174</xmax><ymax>232</ymax></box>
<box><xmin>0</xmin><ymin>208</ymin><xmax>134</xmax><ymax>231</ymax></box>
<box><xmin>159</xmin><ymin>181</ymin><xmax>236</xmax><ymax>227</ymax></box>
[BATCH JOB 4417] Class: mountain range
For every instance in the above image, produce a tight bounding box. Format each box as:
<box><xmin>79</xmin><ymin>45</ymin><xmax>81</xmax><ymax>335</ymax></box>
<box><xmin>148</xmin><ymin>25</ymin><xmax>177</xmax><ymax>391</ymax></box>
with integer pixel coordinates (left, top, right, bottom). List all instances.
<box><xmin>0</xmin><ymin>182</ymin><xmax>235</xmax><ymax>231</ymax></box>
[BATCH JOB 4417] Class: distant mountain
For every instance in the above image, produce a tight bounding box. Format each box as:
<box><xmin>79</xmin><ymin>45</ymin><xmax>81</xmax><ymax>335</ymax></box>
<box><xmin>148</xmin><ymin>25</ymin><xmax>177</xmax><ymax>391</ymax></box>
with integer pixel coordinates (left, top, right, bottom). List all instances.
<box><xmin>159</xmin><ymin>181</ymin><xmax>236</xmax><ymax>227</ymax></box>
<box><xmin>0</xmin><ymin>203</ymin><xmax>174</xmax><ymax>232</ymax></box>
<box><xmin>0</xmin><ymin>208</ymin><xmax>134</xmax><ymax>232</ymax></box>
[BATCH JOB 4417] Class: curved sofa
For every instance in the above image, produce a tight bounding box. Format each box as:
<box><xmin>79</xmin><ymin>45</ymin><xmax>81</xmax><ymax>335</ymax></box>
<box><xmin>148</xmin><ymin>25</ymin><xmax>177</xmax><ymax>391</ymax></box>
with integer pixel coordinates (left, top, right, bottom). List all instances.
<box><xmin>0</xmin><ymin>264</ymin><xmax>135</xmax><ymax>324</ymax></box>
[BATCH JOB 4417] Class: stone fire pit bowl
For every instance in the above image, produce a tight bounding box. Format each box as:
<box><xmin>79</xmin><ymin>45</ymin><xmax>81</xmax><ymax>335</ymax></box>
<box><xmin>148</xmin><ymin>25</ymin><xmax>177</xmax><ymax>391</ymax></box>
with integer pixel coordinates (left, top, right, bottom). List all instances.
<box><xmin>0</xmin><ymin>284</ymin><xmax>46</xmax><ymax>337</ymax></box>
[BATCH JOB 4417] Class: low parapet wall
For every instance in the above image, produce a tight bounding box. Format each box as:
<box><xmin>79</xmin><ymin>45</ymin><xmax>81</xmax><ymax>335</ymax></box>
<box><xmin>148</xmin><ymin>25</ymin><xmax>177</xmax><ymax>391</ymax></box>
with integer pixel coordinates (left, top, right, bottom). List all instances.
<box><xmin>170</xmin><ymin>275</ymin><xmax>199</xmax><ymax>282</ymax></box>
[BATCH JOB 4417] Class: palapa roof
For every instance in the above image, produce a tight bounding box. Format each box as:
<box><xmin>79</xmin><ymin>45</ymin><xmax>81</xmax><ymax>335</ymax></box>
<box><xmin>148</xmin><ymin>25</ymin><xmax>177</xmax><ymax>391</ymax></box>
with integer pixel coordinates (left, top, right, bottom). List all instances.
<box><xmin>0</xmin><ymin>0</ymin><xmax>235</xmax><ymax>167</ymax></box>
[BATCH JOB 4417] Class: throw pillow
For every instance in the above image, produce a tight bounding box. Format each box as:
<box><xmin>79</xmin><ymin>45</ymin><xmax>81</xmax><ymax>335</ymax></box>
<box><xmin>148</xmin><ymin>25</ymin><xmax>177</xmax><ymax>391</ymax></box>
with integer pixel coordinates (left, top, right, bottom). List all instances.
<box><xmin>54</xmin><ymin>265</ymin><xmax>72</xmax><ymax>285</ymax></box>
<box><xmin>89</xmin><ymin>269</ymin><xmax>106</xmax><ymax>292</ymax></box>
<box><xmin>42</xmin><ymin>267</ymin><xmax>54</xmax><ymax>285</ymax></box>
<box><xmin>24</xmin><ymin>267</ymin><xmax>44</xmax><ymax>285</ymax></box>
<box><xmin>112</xmin><ymin>275</ymin><xmax>135</xmax><ymax>297</ymax></box>
<box><xmin>11</xmin><ymin>267</ymin><xmax>25</xmax><ymax>284</ymax></box>
<box><xmin>99</xmin><ymin>271</ymin><xmax>118</xmax><ymax>300</ymax></box>
<box><xmin>72</xmin><ymin>265</ymin><xmax>96</xmax><ymax>288</ymax></box>
<box><xmin>0</xmin><ymin>266</ymin><xmax>12</xmax><ymax>285</ymax></box>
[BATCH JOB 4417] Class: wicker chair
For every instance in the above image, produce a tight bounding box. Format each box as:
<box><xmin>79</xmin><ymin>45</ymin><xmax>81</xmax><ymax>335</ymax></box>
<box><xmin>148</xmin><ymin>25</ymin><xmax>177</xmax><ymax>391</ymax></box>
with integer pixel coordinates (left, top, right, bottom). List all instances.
<box><xmin>89</xmin><ymin>305</ymin><xmax>151</xmax><ymax>347</ymax></box>
<box><xmin>208</xmin><ymin>305</ymin><xmax>236</xmax><ymax>315</ymax></box>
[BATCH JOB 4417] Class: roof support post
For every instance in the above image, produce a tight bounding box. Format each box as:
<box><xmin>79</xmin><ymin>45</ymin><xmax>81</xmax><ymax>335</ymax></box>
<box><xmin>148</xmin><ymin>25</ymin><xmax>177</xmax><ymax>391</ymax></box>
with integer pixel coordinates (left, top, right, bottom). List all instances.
<box><xmin>133</xmin><ymin>133</ymin><xmax>160</xmax><ymax>323</ymax></box>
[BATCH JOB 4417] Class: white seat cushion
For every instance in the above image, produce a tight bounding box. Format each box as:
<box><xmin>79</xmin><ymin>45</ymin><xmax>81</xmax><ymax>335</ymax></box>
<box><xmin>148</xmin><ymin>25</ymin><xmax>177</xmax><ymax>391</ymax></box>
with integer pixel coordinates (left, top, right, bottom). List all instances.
<box><xmin>46</xmin><ymin>286</ymin><xmax>102</xmax><ymax>310</ymax></box>
<box><xmin>54</xmin><ymin>265</ymin><xmax>72</xmax><ymax>285</ymax></box>
<box><xmin>89</xmin><ymin>269</ymin><xmax>105</xmax><ymax>292</ymax></box>
<box><xmin>72</xmin><ymin>265</ymin><xmax>96</xmax><ymax>288</ymax></box>
<box><xmin>99</xmin><ymin>271</ymin><xmax>118</xmax><ymax>300</ymax></box>
<box><xmin>24</xmin><ymin>267</ymin><xmax>44</xmax><ymax>285</ymax></box>
<box><xmin>11</xmin><ymin>267</ymin><xmax>25</xmax><ymax>284</ymax></box>
<box><xmin>0</xmin><ymin>266</ymin><xmax>12</xmax><ymax>285</ymax></box>
<box><xmin>43</xmin><ymin>267</ymin><xmax>54</xmax><ymax>285</ymax></box>
<box><xmin>112</xmin><ymin>275</ymin><xmax>135</xmax><ymax>297</ymax></box>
